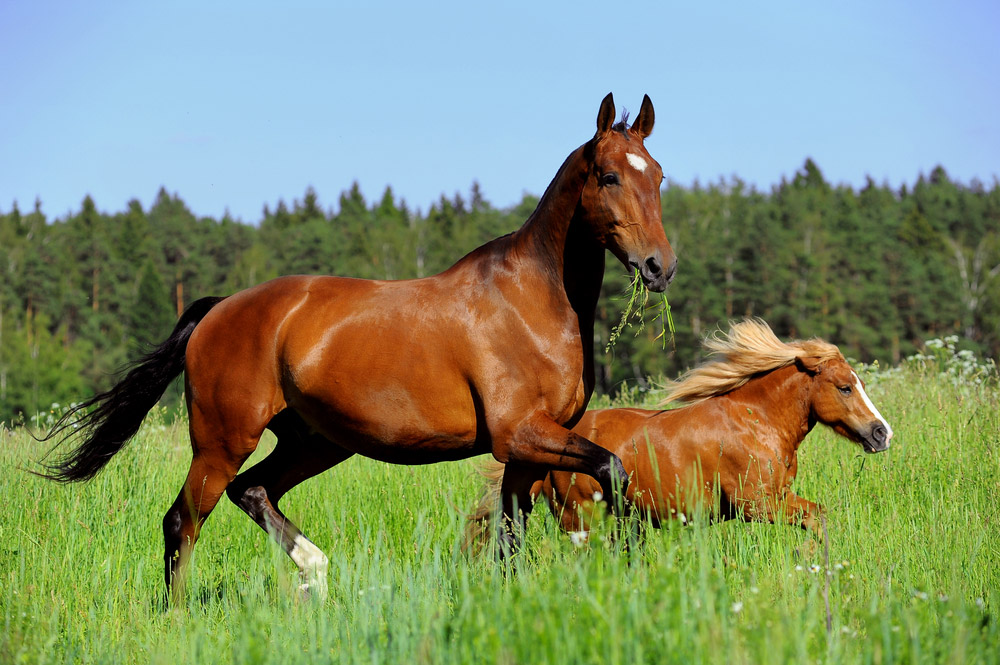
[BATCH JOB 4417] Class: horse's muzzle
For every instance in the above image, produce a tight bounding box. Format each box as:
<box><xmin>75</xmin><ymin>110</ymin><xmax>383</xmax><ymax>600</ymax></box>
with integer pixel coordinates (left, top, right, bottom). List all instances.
<box><xmin>861</xmin><ymin>422</ymin><xmax>891</xmax><ymax>453</ymax></box>
<box><xmin>631</xmin><ymin>253</ymin><xmax>677</xmax><ymax>293</ymax></box>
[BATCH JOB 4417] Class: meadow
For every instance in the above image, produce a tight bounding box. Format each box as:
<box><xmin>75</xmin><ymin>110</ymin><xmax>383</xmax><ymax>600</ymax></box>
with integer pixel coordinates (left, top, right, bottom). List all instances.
<box><xmin>2</xmin><ymin>348</ymin><xmax>998</xmax><ymax>664</ymax></box>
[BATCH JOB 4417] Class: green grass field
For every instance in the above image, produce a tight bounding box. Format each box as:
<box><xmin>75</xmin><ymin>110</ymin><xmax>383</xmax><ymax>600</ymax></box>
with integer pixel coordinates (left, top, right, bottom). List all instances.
<box><xmin>2</xmin><ymin>357</ymin><xmax>998</xmax><ymax>664</ymax></box>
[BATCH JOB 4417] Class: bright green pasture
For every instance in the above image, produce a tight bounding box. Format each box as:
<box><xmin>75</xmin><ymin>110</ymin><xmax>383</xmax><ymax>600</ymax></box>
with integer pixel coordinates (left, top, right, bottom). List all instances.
<box><xmin>2</xmin><ymin>365</ymin><xmax>998</xmax><ymax>664</ymax></box>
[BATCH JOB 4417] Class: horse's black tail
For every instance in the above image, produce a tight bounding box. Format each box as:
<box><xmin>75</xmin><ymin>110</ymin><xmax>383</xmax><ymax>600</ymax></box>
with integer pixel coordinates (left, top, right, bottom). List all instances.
<box><xmin>38</xmin><ymin>296</ymin><xmax>226</xmax><ymax>483</ymax></box>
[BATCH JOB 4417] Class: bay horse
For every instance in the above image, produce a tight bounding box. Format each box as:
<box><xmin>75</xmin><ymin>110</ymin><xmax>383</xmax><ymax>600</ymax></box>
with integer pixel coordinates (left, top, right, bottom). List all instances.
<box><xmin>41</xmin><ymin>93</ymin><xmax>676</xmax><ymax>599</ymax></box>
<box><xmin>466</xmin><ymin>319</ymin><xmax>893</xmax><ymax>546</ymax></box>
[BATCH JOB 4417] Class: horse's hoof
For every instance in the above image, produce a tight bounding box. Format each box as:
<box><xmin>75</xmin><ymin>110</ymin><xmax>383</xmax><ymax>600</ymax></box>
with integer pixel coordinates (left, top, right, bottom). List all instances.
<box><xmin>297</xmin><ymin>581</ymin><xmax>327</xmax><ymax>602</ymax></box>
<box><xmin>795</xmin><ymin>538</ymin><xmax>820</xmax><ymax>560</ymax></box>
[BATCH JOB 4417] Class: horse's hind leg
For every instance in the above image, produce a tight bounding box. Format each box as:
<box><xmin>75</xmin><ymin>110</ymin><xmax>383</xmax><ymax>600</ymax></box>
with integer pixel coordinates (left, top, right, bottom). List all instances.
<box><xmin>163</xmin><ymin>450</ymin><xmax>248</xmax><ymax>602</ymax></box>
<box><xmin>163</xmin><ymin>403</ymin><xmax>264</xmax><ymax>602</ymax></box>
<box><xmin>226</xmin><ymin>411</ymin><xmax>353</xmax><ymax>598</ymax></box>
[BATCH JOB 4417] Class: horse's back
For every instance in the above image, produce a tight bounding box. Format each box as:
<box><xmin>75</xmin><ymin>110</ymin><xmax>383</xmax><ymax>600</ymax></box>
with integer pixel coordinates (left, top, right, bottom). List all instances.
<box><xmin>184</xmin><ymin>274</ymin><xmax>486</xmax><ymax>460</ymax></box>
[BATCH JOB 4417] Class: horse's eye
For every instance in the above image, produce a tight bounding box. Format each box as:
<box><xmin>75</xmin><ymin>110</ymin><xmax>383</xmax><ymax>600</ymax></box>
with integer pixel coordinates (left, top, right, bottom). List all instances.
<box><xmin>601</xmin><ymin>172</ymin><xmax>620</xmax><ymax>187</ymax></box>
<box><xmin>838</xmin><ymin>385</ymin><xmax>853</xmax><ymax>396</ymax></box>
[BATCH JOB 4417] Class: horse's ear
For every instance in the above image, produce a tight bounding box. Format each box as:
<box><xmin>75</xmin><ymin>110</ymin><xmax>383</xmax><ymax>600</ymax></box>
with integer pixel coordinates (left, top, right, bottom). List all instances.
<box><xmin>596</xmin><ymin>92</ymin><xmax>615</xmax><ymax>135</ymax></box>
<box><xmin>631</xmin><ymin>94</ymin><xmax>655</xmax><ymax>139</ymax></box>
<box><xmin>795</xmin><ymin>355</ymin><xmax>823</xmax><ymax>375</ymax></box>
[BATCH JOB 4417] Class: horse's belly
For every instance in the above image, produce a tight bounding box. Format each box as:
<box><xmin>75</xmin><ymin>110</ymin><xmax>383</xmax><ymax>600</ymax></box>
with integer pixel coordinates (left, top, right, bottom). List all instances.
<box><xmin>291</xmin><ymin>378</ymin><xmax>485</xmax><ymax>463</ymax></box>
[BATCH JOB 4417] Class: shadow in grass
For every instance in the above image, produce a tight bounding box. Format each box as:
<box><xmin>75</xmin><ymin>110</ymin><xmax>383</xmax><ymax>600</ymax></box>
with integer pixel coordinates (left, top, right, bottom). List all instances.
<box><xmin>151</xmin><ymin>573</ymin><xmax>287</xmax><ymax>613</ymax></box>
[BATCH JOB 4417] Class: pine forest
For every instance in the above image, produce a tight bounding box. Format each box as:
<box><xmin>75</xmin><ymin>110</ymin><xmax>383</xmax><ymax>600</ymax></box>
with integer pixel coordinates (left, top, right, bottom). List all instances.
<box><xmin>1</xmin><ymin>159</ymin><xmax>998</xmax><ymax>424</ymax></box>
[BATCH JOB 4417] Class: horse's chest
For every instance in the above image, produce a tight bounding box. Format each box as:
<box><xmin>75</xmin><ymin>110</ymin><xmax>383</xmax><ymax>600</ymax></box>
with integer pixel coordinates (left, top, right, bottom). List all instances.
<box><xmin>536</xmin><ymin>347</ymin><xmax>591</xmax><ymax>419</ymax></box>
<box><xmin>559</xmin><ymin>377</ymin><xmax>591</xmax><ymax>425</ymax></box>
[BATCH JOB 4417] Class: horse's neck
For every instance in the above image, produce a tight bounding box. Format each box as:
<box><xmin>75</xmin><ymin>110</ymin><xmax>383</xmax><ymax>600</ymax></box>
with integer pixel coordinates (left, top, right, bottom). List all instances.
<box><xmin>511</xmin><ymin>145</ymin><xmax>605</xmax><ymax>314</ymax></box>
<box><xmin>737</xmin><ymin>366</ymin><xmax>815</xmax><ymax>455</ymax></box>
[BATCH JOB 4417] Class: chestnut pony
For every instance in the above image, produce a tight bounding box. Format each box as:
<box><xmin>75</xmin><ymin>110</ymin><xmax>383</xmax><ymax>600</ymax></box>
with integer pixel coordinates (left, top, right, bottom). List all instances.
<box><xmin>42</xmin><ymin>94</ymin><xmax>676</xmax><ymax>598</ymax></box>
<box><xmin>466</xmin><ymin>319</ymin><xmax>893</xmax><ymax>545</ymax></box>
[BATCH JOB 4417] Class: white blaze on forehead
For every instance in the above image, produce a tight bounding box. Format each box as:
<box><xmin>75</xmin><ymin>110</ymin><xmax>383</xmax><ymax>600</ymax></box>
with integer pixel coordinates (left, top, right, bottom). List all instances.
<box><xmin>851</xmin><ymin>372</ymin><xmax>893</xmax><ymax>439</ymax></box>
<box><xmin>626</xmin><ymin>152</ymin><xmax>648</xmax><ymax>173</ymax></box>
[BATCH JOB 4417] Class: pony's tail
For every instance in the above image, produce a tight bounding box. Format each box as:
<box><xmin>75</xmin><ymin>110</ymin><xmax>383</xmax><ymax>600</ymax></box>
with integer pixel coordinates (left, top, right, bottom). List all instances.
<box><xmin>461</xmin><ymin>459</ymin><xmax>507</xmax><ymax>553</ymax></box>
<box><xmin>38</xmin><ymin>296</ymin><xmax>226</xmax><ymax>483</ymax></box>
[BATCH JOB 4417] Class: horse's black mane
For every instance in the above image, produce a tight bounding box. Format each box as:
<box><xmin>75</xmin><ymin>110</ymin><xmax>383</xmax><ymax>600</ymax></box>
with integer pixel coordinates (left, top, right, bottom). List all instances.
<box><xmin>612</xmin><ymin>109</ymin><xmax>631</xmax><ymax>139</ymax></box>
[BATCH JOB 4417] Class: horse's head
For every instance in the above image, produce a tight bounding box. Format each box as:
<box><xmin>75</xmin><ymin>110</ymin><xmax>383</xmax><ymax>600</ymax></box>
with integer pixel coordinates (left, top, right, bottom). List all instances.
<box><xmin>580</xmin><ymin>93</ymin><xmax>677</xmax><ymax>292</ymax></box>
<box><xmin>801</xmin><ymin>356</ymin><xmax>894</xmax><ymax>453</ymax></box>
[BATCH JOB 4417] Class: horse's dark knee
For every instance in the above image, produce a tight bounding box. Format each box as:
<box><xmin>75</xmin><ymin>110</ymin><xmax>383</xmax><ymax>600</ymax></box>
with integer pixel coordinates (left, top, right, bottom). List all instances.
<box><xmin>162</xmin><ymin>504</ymin><xmax>183</xmax><ymax>589</ymax></box>
<box><xmin>162</xmin><ymin>503</ymin><xmax>182</xmax><ymax>547</ymax></box>
<box><xmin>593</xmin><ymin>452</ymin><xmax>630</xmax><ymax>518</ymax></box>
<box><xmin>595</xmin><ymin>453</ymin><xmax>629</xmax><ymax>493</ymax></box>
<box><xmin>228</xmin><ymin>484</ymin><xmax>268</xmax><ymax>519</ymax></box>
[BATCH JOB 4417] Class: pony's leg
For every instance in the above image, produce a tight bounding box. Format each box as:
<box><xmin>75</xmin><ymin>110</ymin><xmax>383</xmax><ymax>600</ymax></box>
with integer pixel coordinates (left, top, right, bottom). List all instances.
<box><xmin>781</xmin><ymin>493</ymin><xmax>823</xmax><ymax>535</ymax></box>
<box><xmin>226</xmin><ymin>423</ymin><xmax>353</xmax><ymax>598</ymax></box>
<box><xmin>163</xmin><ymin>450</ymin><xmax>247</xmax><ymax>602</ymax></box>
<box><xmin>741</xmin><ymin>490</ymin><xmax>823</xmax><ymax>536</ymax></box>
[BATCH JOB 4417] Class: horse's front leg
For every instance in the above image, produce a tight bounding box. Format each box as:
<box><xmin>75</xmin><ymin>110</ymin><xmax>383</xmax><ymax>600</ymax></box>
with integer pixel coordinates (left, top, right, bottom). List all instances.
<box><xmin>503</xmin><ymin>413</ymin><xmax>629</xmax><ymax>510</ymax></box>
<box><xmin>495</xmin><ymin>463</ymin><xmax>541</xmax><ymax>569</ymax></box>
<box><xmin>494</xmin><ymin>413</ymin><xmax>630</xmax><ymax>561</ymax></box>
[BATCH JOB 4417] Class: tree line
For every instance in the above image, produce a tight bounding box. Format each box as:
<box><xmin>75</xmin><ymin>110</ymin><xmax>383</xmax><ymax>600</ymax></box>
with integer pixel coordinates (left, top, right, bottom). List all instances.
<box><xmin>1</xmin><ymin>159</ymin><xmax>998</xmax><ymax>424</ymax></box>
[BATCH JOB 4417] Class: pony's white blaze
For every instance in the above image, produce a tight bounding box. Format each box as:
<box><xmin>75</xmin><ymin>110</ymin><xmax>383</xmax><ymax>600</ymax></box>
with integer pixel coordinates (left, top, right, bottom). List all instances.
<box><xmin>852</xmin><ymin>372</ymin><xmax>893</xmax><ymax>439</ymax></box>
<box><xmin>626</xmin><ymin>152</ymin><xmax>648</xmax><ymax>173</ymax></box>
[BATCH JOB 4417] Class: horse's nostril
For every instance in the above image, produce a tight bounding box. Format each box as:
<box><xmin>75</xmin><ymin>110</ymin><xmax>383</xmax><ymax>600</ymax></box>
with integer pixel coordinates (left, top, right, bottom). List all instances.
<box><xmin>645</xmin><ymin>256</ymin><xmax>662</xmax><ymax>276</ymax></box>
<box><xmin>872</xmin><ymin>424</ymin><xmax>887</xmax><ymax>443</ymax></box>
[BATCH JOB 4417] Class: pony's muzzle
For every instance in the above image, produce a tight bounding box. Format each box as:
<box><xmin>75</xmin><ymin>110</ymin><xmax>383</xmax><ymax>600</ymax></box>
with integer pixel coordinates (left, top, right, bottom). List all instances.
<box><xmin>863</xmin><ymin>422</ymin><xmax>891</xmax><ymax>453</ymax></box>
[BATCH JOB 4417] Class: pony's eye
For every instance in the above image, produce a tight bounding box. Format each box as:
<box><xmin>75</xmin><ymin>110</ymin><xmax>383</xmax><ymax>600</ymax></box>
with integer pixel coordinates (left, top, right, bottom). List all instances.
<box><xmin>601</xmin><ymin>172</ymin><xmax>620</xmax><ymax>187</ymax></box>
<box><xmin>838</xmin><ymin>385</ymin><xmax>853</xmax><ymax>396</ymax></box>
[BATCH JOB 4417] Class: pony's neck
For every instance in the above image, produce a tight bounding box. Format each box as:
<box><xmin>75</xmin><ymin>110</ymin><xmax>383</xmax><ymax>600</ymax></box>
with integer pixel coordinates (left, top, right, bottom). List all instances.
<box><xmin>511</xmin><ymin>144</ymin><xmax>605</xmax><ymax>311</ymax></box>
<box><xmin>733</xmin><ymin>365</ymin><xmax>815</xmax><ymax>455</ymax></box>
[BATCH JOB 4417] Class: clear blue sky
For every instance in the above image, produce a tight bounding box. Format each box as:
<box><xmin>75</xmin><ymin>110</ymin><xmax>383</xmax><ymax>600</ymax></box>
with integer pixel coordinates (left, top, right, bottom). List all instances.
<box><xmin>2</xmin><ymin>1</ymin><xmax>998</xmax><ymax>223</ymax></box>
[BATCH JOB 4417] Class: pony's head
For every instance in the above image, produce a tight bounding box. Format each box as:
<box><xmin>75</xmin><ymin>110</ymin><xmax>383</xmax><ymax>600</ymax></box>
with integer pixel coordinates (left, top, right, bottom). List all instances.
<box><xmin>662</xmin><ymin>318</ymin><xmax>894</xmax><ymax>454</ymax></box>
<box><xmin>799</xmin><ymin>354</ymin><xmax>894</xmax><ymax>453</ymax></box>
<box><xmin>580</xmin><ymin>93</ymin><xmax>676</xmax><ymax>292</ymax></box>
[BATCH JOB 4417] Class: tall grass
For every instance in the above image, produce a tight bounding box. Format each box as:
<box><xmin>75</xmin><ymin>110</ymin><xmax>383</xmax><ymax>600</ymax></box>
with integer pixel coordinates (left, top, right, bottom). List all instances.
<box><xmin>2</xmin><ymin>359</ymin><xmax>997</xmax><ymax>664</ymax></box>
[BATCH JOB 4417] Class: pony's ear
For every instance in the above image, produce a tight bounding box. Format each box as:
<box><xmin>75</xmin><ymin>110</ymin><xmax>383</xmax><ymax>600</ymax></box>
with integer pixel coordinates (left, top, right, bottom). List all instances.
<box><xmin>631</xmin><ymin>94</ymin><xmax>655</xmax><ymax>139</ymax></box>
<box><xmin>596</xmin><ymin>92</ymin><xmax>615</xmax><ymax>135</ymax></box>
<box><xmin>795</xmin><ymin>355</ymin><xmax>823</xmax><ymax>375</ymax></box>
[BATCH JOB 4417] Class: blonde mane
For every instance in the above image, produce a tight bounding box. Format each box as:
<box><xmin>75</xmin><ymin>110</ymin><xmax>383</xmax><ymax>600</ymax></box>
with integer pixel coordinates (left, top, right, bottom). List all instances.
<box><xmin>660</xmin><ymin>319</ymin><xmax>843</xmax><ymax>405</ymax></box>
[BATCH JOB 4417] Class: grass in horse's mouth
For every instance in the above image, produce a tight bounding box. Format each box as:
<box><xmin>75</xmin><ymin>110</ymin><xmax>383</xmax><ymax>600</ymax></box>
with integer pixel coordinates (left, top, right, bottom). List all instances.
<box><xmin>605</xmin><ymin>269</ymin><xmax>675</xmax><ymax>353</ymax></box>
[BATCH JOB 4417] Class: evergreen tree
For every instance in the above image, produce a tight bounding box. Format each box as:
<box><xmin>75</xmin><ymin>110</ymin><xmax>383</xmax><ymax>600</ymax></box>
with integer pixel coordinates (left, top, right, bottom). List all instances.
<box><xmin>129</xmin><ymin>259</ymin><xmax>175</xmax><ymax>353</ymax></box>
<box><xmin>1</xmin><ymin>159</ymin><xmax>998</xmax><ymax>417</ymax></box>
